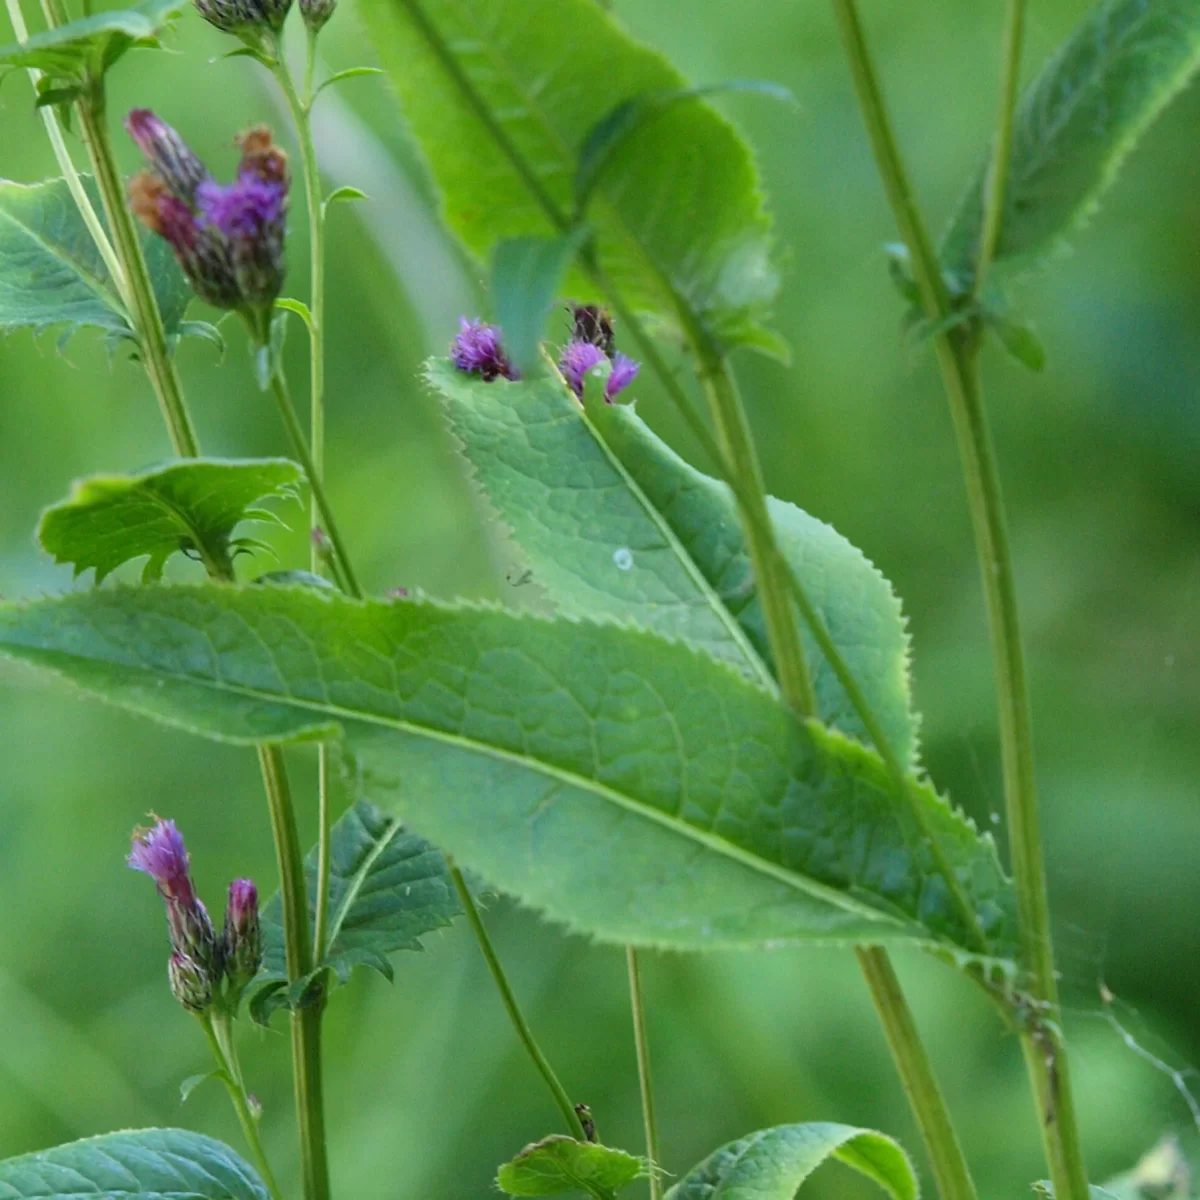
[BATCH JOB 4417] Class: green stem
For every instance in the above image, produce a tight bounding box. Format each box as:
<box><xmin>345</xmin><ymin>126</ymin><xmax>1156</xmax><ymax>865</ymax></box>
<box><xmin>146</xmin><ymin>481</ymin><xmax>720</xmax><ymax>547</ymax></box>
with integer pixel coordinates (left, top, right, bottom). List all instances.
<box><xmin>2</xmin><ymin>0</ymin><xmax>128</xmax><ymax>303</ymax></box>
<box><xmin>257</xmin><ymin>743</ymin><xmax>331</xmax><ymax>1200</ymax></box>
<box><xmin>200</xmin><ymin>1014</ymin><xmax>286</xmax><ymax>1200</ymax></box>
<box><xmin>827</xmin><ymin>2</ymin><xmax>1089</xmax><ymax>1195</ymax></box>
<box><xmin>625</xmin><ymin>948</ymin><xmax>662</xmax><ymax>1198</ymax></box>
<box><xmin>856</xmin><ymin>948</ymin><xmax>977</xmax><ymax>1200</ymax></box>
<box><xmin>266</xmin><ymin>366</ymin><xmax>361</xmax><ymax>599</ymax></box>
<box><xmin>449</xmin><ymin>862</ymin><xmax>587</xmax><ymax>1141</ymax></box>
<box><xmin>74</xmin><ymin>89</ymin><xmax>200</xmax><ymax>457</ymax></box>
<box><xmin>974</xmin><ymin>0</ymin><xmax>1026</xmax><ymax>294</ymax></box>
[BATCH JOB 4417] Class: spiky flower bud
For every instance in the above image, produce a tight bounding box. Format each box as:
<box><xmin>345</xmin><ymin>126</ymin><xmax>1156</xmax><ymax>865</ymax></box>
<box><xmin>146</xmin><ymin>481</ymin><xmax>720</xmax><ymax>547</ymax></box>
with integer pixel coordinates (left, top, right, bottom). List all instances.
<box><xmin>451</xmin><ymin>318</ymin><xmax>519</xmax><ymax>381</ymax></box>
<box><xmin>299</xmin><ymin>0</ymin><xmax>335</xmax><ymax>33</ymax></box>
<box><xmin>126</xmin><ymin>111</ymin><xmax>288</xmax><ymax>337</ymax></box>
<box><xmin>129</xmin><ymin>818</ymin><xmax>222</xmax><ymax>982</ymax></box>
<box><xmin>222</xmin><ymin>878</ymin><xmax>262</xmax><ymax>994</ymax></box>
<box><xmin>193</xmin><ymin>0</ymin><xmax>291</xmax><ymax>37</ymax></box>
<box><xmin>558</xmin><ymin>340</ymin><xmax>640</xmax><ymax>403</ymax></box>
<box><xmin>168</xmin><ymin>951</ymin><xmax>214</xmax><ymax>1013</ymax></box>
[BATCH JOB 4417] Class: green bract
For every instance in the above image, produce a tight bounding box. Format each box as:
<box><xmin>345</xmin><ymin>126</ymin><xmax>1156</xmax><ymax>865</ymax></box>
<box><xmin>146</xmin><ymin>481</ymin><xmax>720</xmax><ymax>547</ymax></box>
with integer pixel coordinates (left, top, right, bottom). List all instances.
<box><xmin>431</xmin><ymin>360</ymin><xmax>918</xmax><ymax>767</ymax></box>
<box><xmin>38</xmin><ymin>458</ymin><xmax>301</xmax><ymax>582</ymax></box>
<box><xmin>361</xmin><ymin>0</ymin><xmax>783</xmax><ymax>355</ymax></box>
<box><xmin>942</xmin><ymin>0</ymin><xmax>1200</xmax><ymax>287</ymax></box>
<box><xmin>0</xmin><ymin>1129</ymin><xmax>267</xmax><ymax>1200</ymax></box>
<box><xmin>666</xmin><ymin>1123</ymin><xmax>917</xmax><ymax>1200</ymax></box>
<box><xmin>0</xmin><ymin>585</ymin><xmax>1016</xmax><ymax>960</ymax></box>
<box><xmin>0</xmin><ymin>176</ymin><xmax>191</xmax><ymax>343</ymax></box>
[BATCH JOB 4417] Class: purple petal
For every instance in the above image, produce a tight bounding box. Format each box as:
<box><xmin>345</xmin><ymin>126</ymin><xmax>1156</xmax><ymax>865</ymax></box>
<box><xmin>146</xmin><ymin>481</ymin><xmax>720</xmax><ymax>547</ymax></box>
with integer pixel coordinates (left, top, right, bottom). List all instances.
<box><xmin>605</xmin><ymin>352</ymin><xmax>640</xmax><ymax>401</ymax></box>
<box><xmin>128</xmin><ymin>819</ymin><xmax>196</xmax><ymax>905</ymax></box>
<box><xmin>451</xmin><ymin>318</ymin><xmax>518</xmax><ymax>381</ymax></box>
<box><xmin>558</xmin><ymin>340</ymin><xmax>607</xmax><ymax>397</ymax></box>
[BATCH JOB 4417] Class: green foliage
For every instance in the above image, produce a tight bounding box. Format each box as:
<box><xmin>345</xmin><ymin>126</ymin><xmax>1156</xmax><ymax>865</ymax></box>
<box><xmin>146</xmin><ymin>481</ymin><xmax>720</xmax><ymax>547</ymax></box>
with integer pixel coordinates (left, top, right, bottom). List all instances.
<box><xmin>431</xmin><ymin>361</ymin><xmax>918</xmax><ymax>767</ymax></box>
<box><xmin>665</xmin><ymin>1123</ymin><xmax>917</xmax><ymax>1200</ymax></box>
<box><xmin>0</xmin><ymin>176</ymin><xmax>191</xmax><ymax>343</ymax></box>
<box><xmin>941</xmin><ymin>0</ymin><xmax>1200</xmax><ymax>286</ymax></box>
<box><xmin>0</xmin><ymin>585</ymin><xmax>1016</xmax><ymax>959</ymax></box>
<box><xmin>361</xmin><ymin>0</ymin><xmax>783</xmax><ymax>353</ymax></box>
<box><xmin>496</xmin><ymin>1136</ymin><xmax>649</xmax><ymax>1198</ymax></box>
<box><xmin>1085</xmin><ymin>1136</ymin><xmax>1193</xmax><ymax>1200</ymax></box>
<box><xmin>0</xmin><ymin>0</ymin><xmax>188</xmax><ymax>85</ymax></box>
<box><xmin>259</xmin><ymin>799</ymin><xmax>463</xmax><ymax>992</ymax></box>
<box><xmin>0</xmin><ymin>1128</ymin><xmax>267</xmax><ymax>1199</ymax></box>
<box><xmin>38</xmin><ymin>458</ymin><xmax>301</xmax><ymax>582</ymax></box>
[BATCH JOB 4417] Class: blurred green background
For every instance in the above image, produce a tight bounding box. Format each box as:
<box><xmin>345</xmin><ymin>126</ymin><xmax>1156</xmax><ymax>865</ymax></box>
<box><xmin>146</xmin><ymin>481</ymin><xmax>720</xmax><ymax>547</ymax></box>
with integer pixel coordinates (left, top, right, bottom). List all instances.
<box><xmin>1</xmin><ymin>0</ymin><xmax>1197</xmax><ymax>1195</ymax></box>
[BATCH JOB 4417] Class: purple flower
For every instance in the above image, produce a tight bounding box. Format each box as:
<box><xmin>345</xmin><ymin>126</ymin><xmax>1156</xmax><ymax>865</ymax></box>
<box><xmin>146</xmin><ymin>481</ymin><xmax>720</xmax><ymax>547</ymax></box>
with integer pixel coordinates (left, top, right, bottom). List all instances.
<box><xmin>451</xmin><ymin>318</ymin><xmax>518</xmax><ymax>382</ymax></box>
<box><xmin>128</xmin><ymin>818</ymin><xmax>196</xmax><ymax>905</ymax></box>
<box><xmin>606</xmin><ymin>352</ymin><xmax>640</xmax><ymax>398</ymax></box>
<box><xmin>558</xmin><ymin>340</ymin><xmax>606</xmax><ymax>397</ymax></box>
<box><xmin>127</xmin><ymin>113</ymin><xmax>288</xmax><ymax>327</ymax></box>
<box><xmin>222</xmin><ymin>878</ymin><xmax>262</xmax><ymax>994</ymax></box>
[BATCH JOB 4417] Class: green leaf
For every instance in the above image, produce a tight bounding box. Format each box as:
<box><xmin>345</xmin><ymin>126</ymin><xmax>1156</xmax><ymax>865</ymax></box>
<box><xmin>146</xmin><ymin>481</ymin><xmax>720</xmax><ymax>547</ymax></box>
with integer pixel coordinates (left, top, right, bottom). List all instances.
<box><xmin>259</xmin><ymin>799</ymin><xmax>463</xmax><ymax>986</ymax></box>
<box><xmin>497</xmin><ymin>1136</ymin><xmax>649</xmax><ymax>1198</ymax></box>
<box><xmin>1095</xmin><ymin>1135</ymin><xmax>1192</xmax><ymax>1200</ymax></box>
<box><xmin>179</xmin><ymin>1070</ymin><xmax>226</xmax><ymax>1103</ymax></box>
<box><xmin>361</xmin><ymin>0</ymin><xmax>781</xmax><ymax>352</ymax></box>
<box><xmin>1033</xmin><ymin>1188</ymin><xmax>1121</xmax><ymax>1199</ymax></box>
<box><xmin>986</xmin><ymin>307</ymin><xmax>1046</xmax><ymax>372</ymax></box>
<box><xmin>429</xmin><ymin>360</ymin><xmax>919</xmax><ymax>769</ymax></box>
<box><xmin>941</xmin><ymin>0</ymin><xmax>1200</xmax><ymax>287</ymax></box>
<box><xmin>0</xmin><ymin>1128</ymin><xmax>267</xmax><ymax>1199</ymax></box>
<box><xmin>38</xmin><ymin>458</ymin><xmax>302</xmax><ymax>583</ymax></box>
<box><xmin>492</xmin><ymin>232</ymin><xmax>587</xmax><ymax>376</ymax></box>
<box><xmin>312</xmin><ymin>64</ymin><xmax>384</xmax><ymax>102</ymax></box>
<box><xmin>0</xmin><ymin>176</ymin><xmax>190</xmax><ymax>341</ymax></box>
<box><xmin>0</xmin><ymin>585</ymin><xmax>1017</xmax><ymax>960</ymax></box>
<box><xmin>322</xmin><ymin>186</ymin><xmax>369</xmax><ymax>220</ymax></box>
<box><xmin>0</xmin><ymin>0</ymin><xmax>188</xmax><ymax>83</ymax></box>
<box><xmin>665</xmin><ymin>1123</ymin><xmax>917</xmax><ymax>1200</ymax></box>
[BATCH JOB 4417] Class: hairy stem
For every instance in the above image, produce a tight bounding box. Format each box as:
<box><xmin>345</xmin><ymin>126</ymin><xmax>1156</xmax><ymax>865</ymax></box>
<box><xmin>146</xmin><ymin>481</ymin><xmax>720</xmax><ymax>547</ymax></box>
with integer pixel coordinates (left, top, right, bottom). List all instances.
<box><xmin>200</xmin><ymin>1014</ymin><xmax>286</xmax><ymax>1200</ymax></box>
<box><xmin>74</xmin><ymin>90</ymin><xmax>200</xmax><ymax>457</ymax></box>
<box><xmin>449</xmin><ymin>863</ymin><xmax>587</xmax><ymax>1141</ymax></box>
<box><xmin>625</xmin><ymin>948</ymin><xmax>662</xmax><ymax>1197</ymax></box>
<box><xmin>974</xmin><ymin>0</ymin><xmax>1026</xmax><ymax>293</ymax></box>
<box><xmin>827</xmin><ymin>2</ymin><xmax>1089</xmax><ymax>1194</ymax></box>
<box><xmin>856</xmin><ymin>948</ymin><xmax>978</xmax><ymax>1200</ymax></box>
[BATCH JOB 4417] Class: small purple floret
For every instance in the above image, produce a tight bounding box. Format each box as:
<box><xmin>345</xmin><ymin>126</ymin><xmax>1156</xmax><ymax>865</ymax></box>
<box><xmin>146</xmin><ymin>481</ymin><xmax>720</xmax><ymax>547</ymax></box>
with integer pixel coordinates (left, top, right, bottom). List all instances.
<box><xmin>128</xmin><ymin>819</ymin><xmax>196</xmax><ymax>905</ymax></box>
<box><xmin>606</xmin><ymin>352</ymin><xmax>640</xmax><ymax>399</ymax></box>
<box><xmin>451</xmin><ymin>318</ymin><xmax>518</xmax><ymax>382</ymax></box>
<box><xmin>197</xmin><ymin>173</ymin><xmax>286</xmax><ymax>240</ymax></box>
<box><xmin>559</xmin><ymin>341</ymin><xmax>639</xmax><ymax>403</ymax></box>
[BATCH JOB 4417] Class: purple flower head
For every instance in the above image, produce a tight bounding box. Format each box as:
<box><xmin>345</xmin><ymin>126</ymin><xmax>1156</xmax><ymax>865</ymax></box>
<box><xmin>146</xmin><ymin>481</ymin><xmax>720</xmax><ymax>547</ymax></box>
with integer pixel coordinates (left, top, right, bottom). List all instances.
<box><xmin>560</xmin><ymin>337</ymin><xmax>640</xmax><ymax>404</ymax></box>
<box><xmin>222</xmin><ymin>878</ymin><xmax>262</xmax><ymax>994</ymax></box>
<box><xmin>606</xmin><ymin>352</ymin><xmax>640</xmax><ymax>399</ymax></box>
<box><xmin>128</xmin><ymin>819</ymin><xmax>196</xmax><ymax>905</ymax></box>
<box><xmin>127</xmin><ymin>114</ymin><xmax>288</xmax><ymax>323</ymax></box>
<box><xmin>451</xmin><ymin>318</ymin><xmax>518</xmax><ymax>382</ymax></box>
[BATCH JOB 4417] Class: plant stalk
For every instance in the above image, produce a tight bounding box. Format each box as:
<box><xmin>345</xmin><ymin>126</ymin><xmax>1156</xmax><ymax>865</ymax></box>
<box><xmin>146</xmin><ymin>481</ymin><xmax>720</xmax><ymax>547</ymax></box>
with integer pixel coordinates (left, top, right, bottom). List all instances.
<box><xmin>826</xmin><ymin>1</ymin><xmax>1089</xmax><ymax>1194</ymax></box>
<box><xmin>74</xmin><ymin>89</ymin><xmax>201</xmax><ymax>457</ymax></box>
<box><xmin>625</xmin><ymin>948</ymin><xmax>662</xmax><ymax>1197</ymax></box>
<box><xmin>449</xmin><ymin>862</ymin><xmax>588</xmax><ymax>1141</ymax></box>
<box><xmin>200</xmin><ymin>1013</ymin><xmax>286</xmax><ymax>1200</ymax></box>
<box><xmin>856</xmin><ymin>948</ymin><xmax>978</xmax><ymax>1200</ymax></box>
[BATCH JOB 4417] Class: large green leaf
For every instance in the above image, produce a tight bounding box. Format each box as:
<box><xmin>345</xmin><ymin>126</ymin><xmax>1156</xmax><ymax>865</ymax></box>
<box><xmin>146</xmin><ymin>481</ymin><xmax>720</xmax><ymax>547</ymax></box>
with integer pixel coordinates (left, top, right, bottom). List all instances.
<box><xmin>431</xmin><ymin>360</ymin><xmax>917</xmax><ymax>767</ymax></box>
<box><xmin>497</xmin><ymin>1136</ymin><xmax>649</xmax><ymax>1198</ymax></box>
<box><xmin>361</xmin><ymin>0</ymin><xmax>781</xmax><ymax>353</ymax></box>
<box><xmin>260</xmin><ymin>798</ymin><xmax>463</xmax><ymax>985</ymax></box>
<box><xmin>0</xmin><ymin>1128</ymin><xmax>267</xmax><ymax>1200</ymax></box>
<box><xmin>666</xmin><ymin>1123</ymin><xmax>917</xmax><ymax>1200</ymax></box>
<box><xmin>0</xmin><ymin>176</ymin><xmax>191</xmax><ymax>341</ymax></box>
<box><xmin>942</xmin><ymin>0</ymin><xmax>1200</xmax><ymax>287</ymax></box>
<box><xmin>0</xmin><ymin>585</ymin><xmax>1016</xmax><ymax>959</ymax></box>
<box><xmin>0</xmin><ymin>0</ymin><xmax>187</xmax><ymax>84</ymax></box>
<box><xmin>38</xmin><ymin>458</ymin><xmax>301</xmax><ymax>583</ymax></box>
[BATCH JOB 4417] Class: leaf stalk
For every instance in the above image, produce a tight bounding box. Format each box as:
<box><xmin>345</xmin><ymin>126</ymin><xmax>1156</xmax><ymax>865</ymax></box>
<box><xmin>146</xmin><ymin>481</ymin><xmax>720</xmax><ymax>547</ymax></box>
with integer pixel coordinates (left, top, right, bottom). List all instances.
<box><xmin>625</xmin><ymin>948</ymin><xmax>662</xmax><ymax>1199</ymax></box>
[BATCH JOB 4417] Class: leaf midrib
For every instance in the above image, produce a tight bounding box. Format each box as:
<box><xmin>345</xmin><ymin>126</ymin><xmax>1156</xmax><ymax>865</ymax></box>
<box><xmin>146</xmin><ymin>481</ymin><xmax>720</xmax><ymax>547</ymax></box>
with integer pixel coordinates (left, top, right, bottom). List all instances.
<box><xmin>20</xmin><ymin>636</ymin><xmax>922</xmax><ymax>937</ymax></box>
<box><xmin>321</xmin><ymin>814</ymin><xmax>405</xmax><ymax>955</ymax></box>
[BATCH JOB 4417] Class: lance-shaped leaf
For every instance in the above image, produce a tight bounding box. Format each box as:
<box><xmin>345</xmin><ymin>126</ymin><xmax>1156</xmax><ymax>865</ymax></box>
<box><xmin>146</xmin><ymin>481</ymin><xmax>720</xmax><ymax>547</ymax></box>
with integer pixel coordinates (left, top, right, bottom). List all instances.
<box><xmin>431</xmin><ymin>361</ymin><xmax>917</xmax><ymax>768</ymax></box>
<box><xmin>0</xmin><ymin>176</ymin><xmax>192</xmax><ymax>342</ymax></box>
<box><xmin>361</xmin><ymin>0</ymin><xmax>782</xmax><ymax>355</ymax></box>
<box><xmin>0</xmin><ymin>585</ymin><xmax>1017</xmax><ymax>960</ymax></box>
<box><xmin>666</xmin><ymin>1123</ymin><xmax>917</xmax><ymax>1200</ymax></box>
<box><xmin>0</xmin><ymin>1128</ymin><xmax>267</xmax><ymax>1200</ymax></box>
<box><xmin>0</xmin><ymin>0</ymin><xmax>187</xmax><ymax>83</ymax></box>
<box><xmin>942</xmin><ymin>0</ymin><xmax>1200</xmax><ymax>286</ymax></box>
<box><xmin>38</xmin><ymin>458</ymin><xmax>302</xmax><ymax>583</ymax></box>
<box><xmin>259</xmin><ymin>799</ymin><xmax>463</xmax><ymax>986</ymax></box>
<box><xmin>497</xmin><ymin>1136</ymin><xmax>650</xmax><ymax>1198</ymax></box>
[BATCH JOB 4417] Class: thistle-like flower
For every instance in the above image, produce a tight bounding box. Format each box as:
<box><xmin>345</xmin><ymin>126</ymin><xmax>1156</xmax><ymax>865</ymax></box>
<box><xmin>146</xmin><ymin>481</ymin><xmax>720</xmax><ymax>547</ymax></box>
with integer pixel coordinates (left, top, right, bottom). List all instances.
<box><xmin>451</xmin><ymin>318</ymin><xmax>519</xmax><ymax>382</ymax></box>
<box><xmin>222</xmin><ymin>878</ymin><xmax>262</xmax><ymax>995</ymax></box>
<box><xmin>129</xmin><ymin>819</ymin><xmax>221</xmax><ymax>985</ymax></box>
<box><xmin>299</xmin><ymin>0</ymin><xmax>335</xmax><ymax>32</ymax></box>
<box><xmin>558</xmin><ymin>340</ymin><xmax>640</xmax><ymax>403</ymax></box>
<box><xmin>168</xmin><ymin>951</ymin><xmax>213</xmax><ymax>1014</ymax></box>
<box><xmin>127</xmin><ymin>111</ymin><xmax>288</xmax><ymax>338</ymax></box>
<box><xmin>193</xmin><ymin>0</ymin><xmax>291</xmax><ymax>37</ymax></box>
